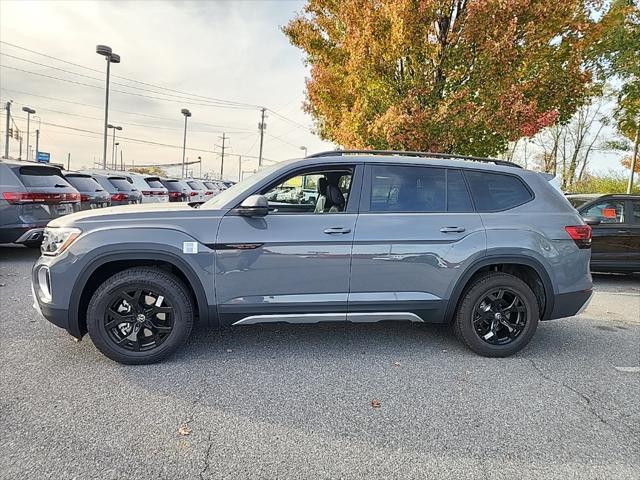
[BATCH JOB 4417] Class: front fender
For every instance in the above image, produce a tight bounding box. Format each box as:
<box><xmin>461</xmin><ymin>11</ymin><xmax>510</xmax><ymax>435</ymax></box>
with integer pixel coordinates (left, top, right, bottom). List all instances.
<box><xmin>51</xmin><ymin>227</ymin><xmax>216</xmax><ymax>337</ymax></box>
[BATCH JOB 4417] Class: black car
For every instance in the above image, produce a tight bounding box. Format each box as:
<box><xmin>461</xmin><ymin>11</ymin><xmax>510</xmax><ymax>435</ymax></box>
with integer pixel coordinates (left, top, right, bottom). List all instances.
<box><xmin>0</xmin><ymin>160</ymin><xmax>80</xmax><ymax>246</ymax></box>
<box><xmin>90</xmin><ymin>173</ymin><xmax>143</xmax><ymax>206</ymax></box>
<box><xmin>567</xmin><ymin>193</ymin><xmax>640</xmax><ymax>273</ymax></box>
<box><xmin>63</xmin><ymin>172</ymin><xmax>112</xmax><ymax>210</ymax></box>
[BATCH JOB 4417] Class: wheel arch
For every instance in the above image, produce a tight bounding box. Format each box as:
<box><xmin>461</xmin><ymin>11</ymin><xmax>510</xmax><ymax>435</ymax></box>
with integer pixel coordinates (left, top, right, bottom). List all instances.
<box><xmin>69</xmin><ymin>251</ymin><xmax>212</xmax><ymax>338</ymax></box>
<box><xmin>444</xmin><ymin>255</ymin><xmax>555</xmax><ymax>324</ymax></box>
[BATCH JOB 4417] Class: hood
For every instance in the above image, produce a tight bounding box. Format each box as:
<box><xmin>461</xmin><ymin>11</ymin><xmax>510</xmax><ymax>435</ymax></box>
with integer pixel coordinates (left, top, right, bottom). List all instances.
<box><xmin>48</xmin><ymin>202</ymin><xmax>221</xmax><ymax>229</ymax></box>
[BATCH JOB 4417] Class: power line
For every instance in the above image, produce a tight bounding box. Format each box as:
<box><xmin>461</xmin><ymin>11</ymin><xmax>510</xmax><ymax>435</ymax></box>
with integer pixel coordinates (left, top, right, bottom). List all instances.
<box><xmin>0</xmin><ymin>41</ymin><xmax>261</xmax><ymax>109</ymax></box>
<box><xmin>1</xmin><ymin>52</ymin><xmax>259</xmax><ymax>108</ymax></box>
<box><xmin>0</xmin><ymin>88</ymin><xmax>254</xmax><ymax>130</ymax></box>
<box><xmin>0</xmin><ymin>65</ymin><xmax>257</xmax><ymax>110</ymax></box>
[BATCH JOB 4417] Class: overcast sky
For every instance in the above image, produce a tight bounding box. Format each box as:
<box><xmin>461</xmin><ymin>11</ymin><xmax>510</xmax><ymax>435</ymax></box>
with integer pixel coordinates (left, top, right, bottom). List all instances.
<box><xmin>0</xmin><ymin>0</ymin><xmax>626</xmax><ymax>179</ymax></box>
<box><xmin>0</xmin><ymin>0</ymin><xmax>334</xmax><ymax>179</ymax></box>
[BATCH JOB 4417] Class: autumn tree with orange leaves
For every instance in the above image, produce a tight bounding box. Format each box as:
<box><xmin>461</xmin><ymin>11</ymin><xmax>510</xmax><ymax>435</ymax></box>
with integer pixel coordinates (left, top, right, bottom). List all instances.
<box><xmin>283</xmin><ymin>0</ymin><xmax>606</xmax><ymax>156</ymax></box>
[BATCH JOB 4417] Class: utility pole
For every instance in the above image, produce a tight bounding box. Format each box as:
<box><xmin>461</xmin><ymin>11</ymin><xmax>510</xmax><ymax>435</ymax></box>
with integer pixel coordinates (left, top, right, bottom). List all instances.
<box><xmin>35</xmin><ymin>129</ymin><xmax>39</xmax><ymax>161</ymax></box>
<box><xmin>627</xmin><ymin>126</ymin><xmax>639</xmax><ymax>194</ymax></box>
<box><xmin>67</xmin><ymin>153</ymin><xmax>71</xmax><ymax>170</ymax></box>
<box><xmin>120</xmin><ymin>149</ymin><xmax>124</xmax><ymax>171</ymax></box>
<box><xmin>19</xmin><ymin>136</ymin><xmax>23</xmax><ymax>160</ymax></box>
<box><xmin>238</xmin><ymin>155</ymin><xmax>242</xmax><ymax>182</ymax></box>
<box><xmin>218</xmin><ymin>133</ymin><xmax>228</xmax><ymax>180</ymax></box>
<box><xmin>258</xmin><ymin>107</ymin><xmax>266</xmax><ymax>167</ymax></box>
<box><xmin>4</xmin><ymin>102</ymin><xmax>11</xmax><ymax>159</ymax></box>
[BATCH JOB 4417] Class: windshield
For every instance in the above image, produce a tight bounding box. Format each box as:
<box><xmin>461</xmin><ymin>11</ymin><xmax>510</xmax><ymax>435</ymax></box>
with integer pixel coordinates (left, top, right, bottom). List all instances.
<box><xmin>567</xmin><ymin>197</ymin><xmax>594</xmax><ymax>208</ymax></box>
<box><xmin>201</xmin><ymin>162</ymin><xmax>285</xmax><ymax>209</ymax></box>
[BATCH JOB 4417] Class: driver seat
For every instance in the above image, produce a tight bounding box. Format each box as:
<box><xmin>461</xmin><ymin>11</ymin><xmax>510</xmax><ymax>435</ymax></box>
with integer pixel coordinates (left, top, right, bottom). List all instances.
<box><xmin>314</xmin><ymin>177</ymin><xmax>328</xmax><ymax>213</ymax></box>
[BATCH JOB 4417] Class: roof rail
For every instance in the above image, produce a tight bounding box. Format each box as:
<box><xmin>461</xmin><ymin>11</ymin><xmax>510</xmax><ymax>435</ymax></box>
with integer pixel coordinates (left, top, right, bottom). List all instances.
<box><xmin>306</xmin><ymin>149</ymin><xmax>522</xmax><ymax>168</ymax></box>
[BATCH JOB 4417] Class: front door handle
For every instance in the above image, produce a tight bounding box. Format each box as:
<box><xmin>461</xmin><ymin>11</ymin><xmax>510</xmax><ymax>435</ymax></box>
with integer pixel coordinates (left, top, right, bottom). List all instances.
<box><xmin>324</xmin><ymin>227</ymin><xmax>351</xmax><ymax>234</ymax></box>
<box><xmin>440</xmin><ymin>226</ymin><xmax>466</xmax><ymax>233</ymax></box>
<box><xmin>617</xmin><ymin>230</ymin><xmax>630</xmax><ymax>234</ymax></box>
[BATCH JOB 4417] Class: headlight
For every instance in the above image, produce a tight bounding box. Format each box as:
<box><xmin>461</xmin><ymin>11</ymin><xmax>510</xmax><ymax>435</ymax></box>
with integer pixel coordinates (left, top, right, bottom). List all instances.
<box><xmin>41</xmin><ymin>227</ymin><xmax>82</xmax><ymax>256</ymax></box>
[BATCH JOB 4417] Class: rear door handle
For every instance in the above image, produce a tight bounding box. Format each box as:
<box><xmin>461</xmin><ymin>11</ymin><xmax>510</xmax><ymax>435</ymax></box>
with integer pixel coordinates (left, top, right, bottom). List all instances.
<box><xmin>440</xmin><ymin>226</ymin><xmax>466</xmax><ymax>233</ymax></box>
<box><xmin>324</xmin><ymin>227</ymin><xmax>351</xmax><ymax>234</ymax></box>
<box><xmin>617</xmin><ymin>230</ymin><xmax>630</xmax><ymax>234</ymax></box>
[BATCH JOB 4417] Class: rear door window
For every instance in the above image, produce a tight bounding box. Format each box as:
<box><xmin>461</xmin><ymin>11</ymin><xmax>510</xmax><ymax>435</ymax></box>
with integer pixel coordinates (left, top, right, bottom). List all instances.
<box><xmin>464</xmin><ymin>171</ymin><xmax>532</xmax><ymax>212</ymax></box>
<box><xmin>632</xmin><ymin>201</ymin><xmax>640</xmax><ymax>224</ymax></box>
<box><xmin>369</xmin><ymin>165</ymin><xmax>446</xmax><ymax>212</ymax></box>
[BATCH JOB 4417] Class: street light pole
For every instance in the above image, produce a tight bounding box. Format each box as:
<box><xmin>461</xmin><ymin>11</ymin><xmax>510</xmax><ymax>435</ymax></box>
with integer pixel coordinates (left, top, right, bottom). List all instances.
<box><xmin>300</xmin><ymin>146</ymin><xmax>308</xmax><ymax>157</ymax></box>
<box><xmin>22</xmin><ymin>107</ymin><xmax>35</xmax><ymax>161</ymax></box>
<box><xmin>258</xmin><ymin>107</ymin><xmax>266</xmax><ymax>167</ymax></box>
<box><xmin>181</xmin><ymin>108</ymin><xmax>191</xmax><ymax>178</ymax></box>
<box><xmin>627</xmin><ymin>126</ymin><xmax>639</xmax><ymax>194</ymax></box>
<box><xmin>108</xmin><ymin>124</ymin><xmax>122</xmax><ymax>169</ymax></box>
<box><xmin>96</xmin><ymin>45</ymin><xmax>121</xmax><ymax>169</ymax></box>
<box><xmin>3</xmin><ymin>102</ymin><xmax>10</xmax><ymax>159</ymax></box>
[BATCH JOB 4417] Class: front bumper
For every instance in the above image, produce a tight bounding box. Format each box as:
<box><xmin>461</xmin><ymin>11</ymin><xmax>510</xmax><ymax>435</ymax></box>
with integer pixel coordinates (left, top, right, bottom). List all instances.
<box><xmin>547</xmin><ymin>288</ymin><xmax>593</xmax><ymax>320</ymax></box>
<box><xmin>32</xmin><ymin>260</ymin><xmax>78</xmax><ymax>337</ymax></box>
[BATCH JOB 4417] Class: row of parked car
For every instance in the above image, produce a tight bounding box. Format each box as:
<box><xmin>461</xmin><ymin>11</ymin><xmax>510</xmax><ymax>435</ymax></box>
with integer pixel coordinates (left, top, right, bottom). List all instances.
<box><xmin>0</xmin><ymin>159</ymin><xmax>231</xmax><ymax>246</ymax></box>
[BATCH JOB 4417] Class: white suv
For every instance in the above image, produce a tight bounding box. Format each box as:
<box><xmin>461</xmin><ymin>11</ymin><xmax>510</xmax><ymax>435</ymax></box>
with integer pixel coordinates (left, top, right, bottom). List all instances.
<box><xmin>127</xmin><ymin>173</ymin><xmax>169</xmax><ymax>203</ymax></box>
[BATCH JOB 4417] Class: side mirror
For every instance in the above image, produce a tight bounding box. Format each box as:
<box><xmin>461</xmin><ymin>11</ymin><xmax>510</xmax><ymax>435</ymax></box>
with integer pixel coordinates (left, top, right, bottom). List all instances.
<box><xmin>238</xmin><ymin>194</ymin><xmax>269</xmax><ymax>217</ymax></box>
<box><xmin>582</xmin><ymin>216</ymin><xmax>601</xmax><ymax>226</ymax></box>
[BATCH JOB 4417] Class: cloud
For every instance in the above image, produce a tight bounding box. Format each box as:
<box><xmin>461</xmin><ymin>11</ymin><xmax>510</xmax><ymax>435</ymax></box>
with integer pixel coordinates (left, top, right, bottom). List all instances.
<box><xmin>0</xmin><ymin>0</ymin><xmax>333</xmax><ymax>178</ymax></box>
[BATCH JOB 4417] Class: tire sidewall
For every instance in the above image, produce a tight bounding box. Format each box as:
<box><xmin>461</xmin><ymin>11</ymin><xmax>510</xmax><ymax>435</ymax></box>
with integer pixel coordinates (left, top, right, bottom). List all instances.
<box><xmin>456</xmin><ymin>274</ymin><xmax>539</xmax><ymax>357</ymax></box>
<box><xmin>87</xmin><ymin>270</ymin><xmax>193</xmax><ymax>364</ymax></box>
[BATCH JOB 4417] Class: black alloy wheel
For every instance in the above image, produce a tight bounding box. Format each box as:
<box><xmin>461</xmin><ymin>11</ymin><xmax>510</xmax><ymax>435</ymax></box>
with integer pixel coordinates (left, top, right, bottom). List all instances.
<box><xmin>104</xmin><ymin>288</ymin><xmax>175</xmax><ymax>352</ymax></box>
<box><xmin>473</xmin><ymin>288</ymin><xmax>527</xmax><ymax>345</ymax></box>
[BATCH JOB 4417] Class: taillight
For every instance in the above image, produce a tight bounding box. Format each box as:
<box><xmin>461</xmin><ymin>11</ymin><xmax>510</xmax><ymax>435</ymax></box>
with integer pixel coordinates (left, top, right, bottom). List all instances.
<box><xmin>80</xmin><ymin>194</ymin><xmax>91</xmax><ymax>202</ymax></box>
<box><xmin>142</xmin><ymin>190</ymin><xmax>152</xmax><ymax>196</ymax></box>
<box><xmin>111</xmin><ymin>193</ymin><xmax>129</xmax><ymax>201</ymax></box>
<box><xmin>2</xmin><ymin>192</ymin><xmax>79</xmax><ymax>204</ymax></box>
<box><xmin>190</xmin><ymin>191</ymin><xmax>198</xmax><ymax>196</ymax></box>
<box><xmin>565</xmin><ymin>225</ymin><xmax>592</xmax><ymax>249</ymax></box>
<box><xmin>169</xmin><ymin>192</ymin><xmax>181</xmax><ymax>198</ymax></box>
<box><xmin>205</xmin><ymin>191</ymin><xmax>213</xmax><ymax>195</ymax></box>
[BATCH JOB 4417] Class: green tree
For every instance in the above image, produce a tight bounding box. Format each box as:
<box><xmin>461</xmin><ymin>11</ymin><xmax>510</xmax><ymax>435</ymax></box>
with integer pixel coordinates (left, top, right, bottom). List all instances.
<box><xmin>283</xmin><ymin>0</ymin><xmax>606</xmax><ymax>156</ymax></box>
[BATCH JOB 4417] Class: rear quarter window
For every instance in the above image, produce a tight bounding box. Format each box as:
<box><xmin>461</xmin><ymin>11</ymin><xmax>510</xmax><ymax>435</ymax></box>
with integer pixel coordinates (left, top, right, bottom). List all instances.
<box><xmin>464</xmin><ymin>171</ymin><xmax>533</xmax><ymax>212</ymax></box>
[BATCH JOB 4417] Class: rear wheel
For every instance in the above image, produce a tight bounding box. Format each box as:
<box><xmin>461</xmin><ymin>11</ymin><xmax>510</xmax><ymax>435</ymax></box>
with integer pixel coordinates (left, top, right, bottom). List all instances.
<box><xmin>87</xmin><ymin>267</ymin><xmax>194</xmax><ymax>364</ymax></box>
<box><xmin>454</xmin><ymin>272</ymin><xmax>539</xmax><ymax>357</ymax></box>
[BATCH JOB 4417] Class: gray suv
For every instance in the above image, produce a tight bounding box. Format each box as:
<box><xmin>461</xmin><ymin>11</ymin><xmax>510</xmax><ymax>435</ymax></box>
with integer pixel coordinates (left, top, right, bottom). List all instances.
<box><xmin>32</xmin><ymin>151</ymin><xmax>593</xmax><ymax>364</ymax></box>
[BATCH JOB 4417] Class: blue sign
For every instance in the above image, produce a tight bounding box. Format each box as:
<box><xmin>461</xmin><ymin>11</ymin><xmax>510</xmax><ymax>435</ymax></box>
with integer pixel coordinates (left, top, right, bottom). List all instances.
<box><xmin>36</xmin><ymin>152</ymin><xmax>50</xmax><ymax>163</ymax></box>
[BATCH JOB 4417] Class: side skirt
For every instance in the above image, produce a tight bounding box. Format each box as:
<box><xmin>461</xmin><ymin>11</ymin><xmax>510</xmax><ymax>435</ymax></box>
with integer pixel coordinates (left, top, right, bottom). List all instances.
<box><xmin>231</xmin><ymin>312</ymin><xmax>424</xmax><ymax>326</ymax></box>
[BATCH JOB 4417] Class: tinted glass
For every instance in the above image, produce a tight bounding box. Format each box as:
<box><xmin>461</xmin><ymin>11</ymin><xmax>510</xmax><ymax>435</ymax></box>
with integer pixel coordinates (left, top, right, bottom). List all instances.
<box><xmin>145</xmin><ymin>178</ymin><xmax>163</xmax><ymax>188</ymax></box>
<box><xmin>465</xmin><ymin>171</ymin><xmax>532</xmax><ymax>212</ymax></box>
<box><xmin>447</xmin><ymin>169</ymin><xmax>473</xmax><ymax>212</ymax></box>
<box><xmin>163</xmin><ymin>180</ymin><xmax>185</xmax><ymax>192</ymax></box>
<box><xmin>65</xmin><ymin>175</ymin><xmax>102</xmax><ymax>191</ymax></box>
<box><xmin>370</xmin><ymin>165</ymin><xmax>445</xmax><ymax>212</ymax></box>
<box><xmin>203</xmin><ymin>181</ymin><xmax>218</xmax><ymax>190</ymax></box>
<box><xmin>568</xmin><ymin>197</ymin><xmax>592</xmax><ymax>208</ymax></box>
<box><xmin>109</xmin><ymin>178</ymin><xmax>135</xmax><ymax>190</ymax></box>
<box><xmin>633</xmin><ymin>201</ymin><xmax>640</xmax><ymax>224</ymax></box>
<box><xmin>187</xmin><ymin>181</ymin><xmax>203</xmax><ymax>190</ymax></box>
<box><xmin>582</xmin><ymin>200</ymin><xmax>626</xmax><ymax>224</ymax></box>
<box><xmin>18</xmin><ymin>166</ymin><xmax>70</xmax><ymax>187</ymax></box>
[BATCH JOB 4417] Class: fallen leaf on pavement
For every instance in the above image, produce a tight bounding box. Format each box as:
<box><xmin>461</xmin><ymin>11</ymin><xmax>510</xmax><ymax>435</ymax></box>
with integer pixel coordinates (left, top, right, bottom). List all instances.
<box><xmin>393</xmin><ymin>362</ymin><xmax>401</xmax><ymax>367</ymax></box>
<box><xmin>371</xmin><ymin>399</ymin><xmax>381</xmax><ymax>408</ymax></box>
<box><xmin>178</xmin><ymin>425</ymin><xmax>192</xmax><ymax>436</ymax></box>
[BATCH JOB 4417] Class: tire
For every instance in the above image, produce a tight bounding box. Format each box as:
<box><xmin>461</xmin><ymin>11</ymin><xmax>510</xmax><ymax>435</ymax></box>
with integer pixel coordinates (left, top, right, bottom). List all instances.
<box><xmin>454</xmin><ymin>272</ymin><xmax>539</xmax><ymax>357</ymax></box>
<box><xmin>87</xmin><ymin>267</ymin><xmax>194</xmax><ymax>365</ymax></box>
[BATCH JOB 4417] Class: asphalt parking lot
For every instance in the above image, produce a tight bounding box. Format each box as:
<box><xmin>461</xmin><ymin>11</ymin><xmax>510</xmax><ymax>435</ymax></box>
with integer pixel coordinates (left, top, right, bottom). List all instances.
<box><xmin>1</xmin><ymin>245</ymin><xmax>639</xmax><ymax>480</ymax></box>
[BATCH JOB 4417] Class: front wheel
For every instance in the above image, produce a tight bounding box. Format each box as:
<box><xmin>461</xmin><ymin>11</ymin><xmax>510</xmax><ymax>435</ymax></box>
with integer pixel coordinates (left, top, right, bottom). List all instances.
<box><xmin>87</xmin><ymin>267</ymin><xmax>194</xmax><ymax>364</ymax></box>
<box><xmin>454</xmin><ymin>272</ymin><xmax>539</xmax><ymax>357</ymax></box>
